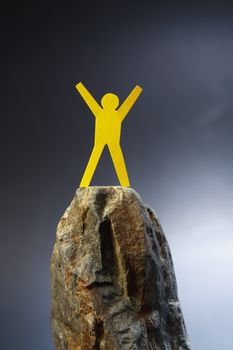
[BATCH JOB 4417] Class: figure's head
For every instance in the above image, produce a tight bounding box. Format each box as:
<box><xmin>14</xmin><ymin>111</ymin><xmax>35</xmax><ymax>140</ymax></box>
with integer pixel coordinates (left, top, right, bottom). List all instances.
<box><xmin>101</xmin><ymin>93</ymin><xmax>119</xmax><ymax>110</ymax></box>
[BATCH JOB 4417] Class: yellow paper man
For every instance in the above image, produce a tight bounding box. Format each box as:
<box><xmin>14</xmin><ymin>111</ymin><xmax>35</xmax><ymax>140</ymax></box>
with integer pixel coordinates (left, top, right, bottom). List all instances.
<box><xmin>76</xmin><ymin>82</ymin><xmax>142</xmax><ymax>187</ymax></box>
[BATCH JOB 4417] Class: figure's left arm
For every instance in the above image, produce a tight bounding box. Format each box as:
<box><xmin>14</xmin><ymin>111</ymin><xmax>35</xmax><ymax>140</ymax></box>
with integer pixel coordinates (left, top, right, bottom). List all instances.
<box><xmin>75</xmin><ymin>82</ymin><xmax>101</xmax><ymax>117</ymax></box>
<box><xmin>118</xmin><ymin>85</ymin><xmax>142</xmax><ymax>121</ymax></box>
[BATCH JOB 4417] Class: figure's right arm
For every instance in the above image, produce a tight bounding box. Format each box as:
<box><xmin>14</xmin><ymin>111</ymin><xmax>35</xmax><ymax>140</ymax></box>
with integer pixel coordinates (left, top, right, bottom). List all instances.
<box><xmin>75</xmin><ymin>82</ymin><xmax>101</xmax><ymax>116</ymax></box>
<box><xmin>118</xmin><ymin>85</ymin><xmax>142</xmax><ymax>121</ymax></box>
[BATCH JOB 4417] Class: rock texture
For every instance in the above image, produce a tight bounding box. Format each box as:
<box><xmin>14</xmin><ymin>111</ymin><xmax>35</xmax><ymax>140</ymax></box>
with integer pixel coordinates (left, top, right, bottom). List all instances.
<box><xmin>51</xmin><ymin>187</ymin><xmax>191</xmax><ymax>350</ymax></box>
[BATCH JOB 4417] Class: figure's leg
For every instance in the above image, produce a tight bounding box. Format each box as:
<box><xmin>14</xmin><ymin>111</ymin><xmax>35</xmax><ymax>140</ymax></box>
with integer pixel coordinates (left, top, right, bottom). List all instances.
<box><xmin>107</xmin><ymin>143</ymin><xmax>130</xmax><ymax>187</ymax></box>
<box><xmin>80</xmin><ymin>143</ymin><xmax>105</xmax><ymax>187</ymax></box>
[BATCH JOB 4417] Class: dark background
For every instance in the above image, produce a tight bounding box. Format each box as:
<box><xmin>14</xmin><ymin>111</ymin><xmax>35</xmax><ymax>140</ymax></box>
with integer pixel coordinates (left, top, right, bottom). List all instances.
<box><xmin>1</xmin><ymin>1</ymin><xmax>233</xmax><ymax>349</ymax></box>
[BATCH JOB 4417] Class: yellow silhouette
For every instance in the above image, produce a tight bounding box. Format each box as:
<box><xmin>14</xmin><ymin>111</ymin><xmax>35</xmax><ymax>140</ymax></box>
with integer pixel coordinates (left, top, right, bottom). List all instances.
<box><xmin>76</xmin><ymin>82</ymin><xmax>142</xmax><ymax>187</ymax></box>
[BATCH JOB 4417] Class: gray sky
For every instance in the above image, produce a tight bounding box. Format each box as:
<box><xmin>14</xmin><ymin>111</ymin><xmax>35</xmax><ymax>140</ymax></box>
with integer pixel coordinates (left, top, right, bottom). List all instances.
<box><xmin>1</xmin><ymin>1</ymin><xmax>233</xmax><ymax>349</ymax></box>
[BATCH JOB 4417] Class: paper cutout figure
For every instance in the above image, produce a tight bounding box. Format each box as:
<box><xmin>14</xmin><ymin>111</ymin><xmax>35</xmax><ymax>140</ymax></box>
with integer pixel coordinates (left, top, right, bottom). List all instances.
<box><xmin>76</xmin><ymin>82</ymin><xmax>142</xmax><ymax>187</ymax></box>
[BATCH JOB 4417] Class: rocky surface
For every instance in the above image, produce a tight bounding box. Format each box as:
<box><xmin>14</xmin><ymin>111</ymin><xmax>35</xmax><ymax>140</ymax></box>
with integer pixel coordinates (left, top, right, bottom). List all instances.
<box><xmin>51</xmin><ymin>186</ymin><xmax>191</xmax><ymax>350</ymax></box>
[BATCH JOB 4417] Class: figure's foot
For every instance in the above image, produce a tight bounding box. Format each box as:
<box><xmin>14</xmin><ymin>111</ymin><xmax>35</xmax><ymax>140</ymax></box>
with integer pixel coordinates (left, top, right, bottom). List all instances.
<box><xmin>120</xmin><ymin>181</ymin><xmax>130</xmax><ymax>187</ymax></box>
<box><xmin>79</xmin><ymin>179</ymin><xmax>89</xmax><ymax>188</ymax></box>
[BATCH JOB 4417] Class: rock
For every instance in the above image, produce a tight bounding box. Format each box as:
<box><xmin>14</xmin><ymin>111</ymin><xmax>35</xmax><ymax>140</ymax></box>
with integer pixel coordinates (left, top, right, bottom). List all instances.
<box><xmin>51</xmin><ymin>186</ymin><xmax>191</xmax><ymax>350</ymax></box>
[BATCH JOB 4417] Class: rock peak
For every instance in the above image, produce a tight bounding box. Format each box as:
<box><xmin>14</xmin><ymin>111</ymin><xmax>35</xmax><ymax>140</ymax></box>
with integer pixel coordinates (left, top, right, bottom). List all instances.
<box><xmin>51</xmin><ymin>187</ymin><xmax>191</xmax><ymax>349</ymax></box>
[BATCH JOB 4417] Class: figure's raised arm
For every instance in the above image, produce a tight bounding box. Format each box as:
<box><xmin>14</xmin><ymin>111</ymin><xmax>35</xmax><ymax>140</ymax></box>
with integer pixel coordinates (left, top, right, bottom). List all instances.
<box><xmin>118</xmin><ymin>85</ymin><xmax>142</xmax><ymax>121</ymax></box>
<box><xmin>75</xmin><ymin>82</ymin><xmax>102</xmax><ymax>116</ymax></box>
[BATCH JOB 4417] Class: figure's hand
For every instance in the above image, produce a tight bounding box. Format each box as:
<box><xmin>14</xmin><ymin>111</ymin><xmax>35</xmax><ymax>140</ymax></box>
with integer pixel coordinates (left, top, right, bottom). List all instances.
<box><xmin>76</xmin><ymin>82</ymin><xmax>84</xmax><ymax>91</ymax></box>
<box><xmin>135</xmin><ymin>85</ymin><xmax>143</xmax><ymax>93</ymax></box>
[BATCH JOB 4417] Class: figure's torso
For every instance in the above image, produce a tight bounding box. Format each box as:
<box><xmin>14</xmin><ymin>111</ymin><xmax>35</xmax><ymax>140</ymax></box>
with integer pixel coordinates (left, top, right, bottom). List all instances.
<box><xmin>94</xmin><ymin>110</ymin><xmax>121</xmax><ymax>144</ymax></box>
